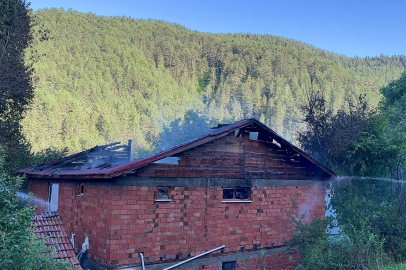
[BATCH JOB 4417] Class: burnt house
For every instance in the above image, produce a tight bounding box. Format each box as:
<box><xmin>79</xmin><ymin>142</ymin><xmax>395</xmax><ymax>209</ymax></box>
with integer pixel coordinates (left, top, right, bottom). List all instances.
<box><xmin>21</xmin><ymin>118</ymin><xmax>335</xmax><ymax>270</ymax></box>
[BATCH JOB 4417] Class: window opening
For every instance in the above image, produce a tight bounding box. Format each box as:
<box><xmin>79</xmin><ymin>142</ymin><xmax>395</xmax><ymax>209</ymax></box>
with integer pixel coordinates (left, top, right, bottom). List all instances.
<box><xmin>48</xmin><ymin>183</ymin><xmax>59</xmax><ymax>211</ymax></box>
<box><xmin>156</xmin><ymin>187</ymin><xmax>172</xmax><ymax>202</ymax></box>
<box><xmin>222</xmin><ymin>187</ymin><xmax>251</xmax><ymax>201</ymax></box>
<box><xmin>223</xmin><ymin>189</ymin><xmax>234</xmax><ymax>199</ymax></box>
<box><xmin>235</xmin><ymin>129</ymin><xmax>243</xmax><ymax>137</ymax></box>
<box><xmin>78</xmin><ymin>183</ymin><xmax>84</xmax><ymax>196</ymax></box>
<box><xmin>235</xmin><ymin>188</ymin><xmax>249</xmax><ymax>199</ymax></box>
<box><xmin>157</xmin><ymin>188</ymin><xmax>169</xmax><ymax>199</ymax></box>
<box><xmin>222</xmin><ymin>261</ymin><xmax>236</xmax><ymax>270</ymax></box>
<box><xmin>153</xmin><ymin>157</ymin><xmax>180</xmax><ymax>164</ymax></box>
<box><xmin>249</xmin><ymin>132</ymin><xmax>258</xmax><ymax>140</ymax></box>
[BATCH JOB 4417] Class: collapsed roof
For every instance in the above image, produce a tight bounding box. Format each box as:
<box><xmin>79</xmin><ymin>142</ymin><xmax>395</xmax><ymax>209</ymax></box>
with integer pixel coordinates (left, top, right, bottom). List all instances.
<box><xmin>18</xmin><ymin>118</ymin><xmax>336</xmax><ymax>179</ymax></box>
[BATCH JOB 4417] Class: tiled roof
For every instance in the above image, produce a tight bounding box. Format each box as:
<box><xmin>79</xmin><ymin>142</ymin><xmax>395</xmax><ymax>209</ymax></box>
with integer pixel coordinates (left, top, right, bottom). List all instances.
<box><xmin>19</xmin><ymin>118</ymin><xmax>336</xmax><ymax>178</ymax></box>
<box><xmin>32</xmin><ymin>212</ymin><xmax>82</xmax><ymax>269</ymax></box>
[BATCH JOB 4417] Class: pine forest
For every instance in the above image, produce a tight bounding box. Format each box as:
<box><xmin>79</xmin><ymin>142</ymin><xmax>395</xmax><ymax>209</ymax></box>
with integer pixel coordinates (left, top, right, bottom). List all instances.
<box><xmin>22</xmin><ymin>9</ymin><xmax>406</xmax><ymax>157</ymax></box>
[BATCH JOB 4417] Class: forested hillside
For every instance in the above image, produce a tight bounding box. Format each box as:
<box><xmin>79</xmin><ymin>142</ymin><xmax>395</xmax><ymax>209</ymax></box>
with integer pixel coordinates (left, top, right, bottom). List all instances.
<box><xmin>22</xmin><ymin>9</ymin><xmax>406</xmax><ymax>156</ymax></box>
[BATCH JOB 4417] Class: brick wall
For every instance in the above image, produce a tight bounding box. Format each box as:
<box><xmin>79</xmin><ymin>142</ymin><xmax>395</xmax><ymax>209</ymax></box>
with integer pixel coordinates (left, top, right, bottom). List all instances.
<box><xmin>28</xmin><ymin>180</ymin><xmax>49</xmax><ymax>214</ymax></box>
<box><xmin>235</xmin><ymin>252</ymin><xmax>300</xmax><ymax>270</ymax></box>
<box><xmin>82</xmin><ymin>184</ymin><xmax>323</xmax><ymax>268</ymax></box>
<box><xmin>161</xmin><ymin>249</ymin><xmax>301</xmax><ymax>270</ymax></box>
<box><xmin>58</xmin><ymin>182</ymin><xmax>115</xmax><ymax>267</ymax></box>
<box><xmin>26</xmin><ymin>130</ymin><xmax>328</xmax><ymax>269</ymax></box>
<box><xmin>28</xmin><ymin>180</ymin><xmax>324</xmax><ymax>269</ymax></box>
<box><xmin>28</xmin><ymin>180</ymin><xmax>114</xmax><ymax>266</ymax></box>
<box><xmin>136</xmin><ymin>133</ymin><xmax>322</xmax><ymax>180</ymax></box>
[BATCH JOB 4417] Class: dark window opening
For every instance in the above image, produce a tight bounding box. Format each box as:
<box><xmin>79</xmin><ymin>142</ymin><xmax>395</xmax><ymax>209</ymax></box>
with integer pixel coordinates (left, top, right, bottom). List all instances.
<box><xmin>223</xmin><ymin>189</ymin><xmax>234</xmax><ymax>199</ymax></box>
<box><xmin>77</xmin><ymin>183</ymin><xmax>84</xmax><ymax>196</ymax></box>
<box><xmin>222</xmin><ymin>261</ymin><xmax>236</xmax><ymax>270</ymax></box>
<box><xmin>157</xmin><ymin>187</ymin><xmax>170</xmax><ymax>199</ymax></box>
<box><xmin>223</xmin><ymin>187</ymin><xmax>250</xmax><ymax>200</ymax></box>
<box><xmin>235</xmin><ymin>188</ymin><xmax>249</xmax><ymax>199</ymax></box>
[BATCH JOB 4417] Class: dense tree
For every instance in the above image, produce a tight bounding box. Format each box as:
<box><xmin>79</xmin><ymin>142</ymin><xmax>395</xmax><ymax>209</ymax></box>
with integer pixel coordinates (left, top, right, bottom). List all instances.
<box><xmin>19</xmin><ymin>9</ymin><xmax>406</xmax><ymax>161</ymax></box>
<box><xmin>298</xmin><ymin>90</ymin><xmax>374</xmax><ymax>175</ymax></box>
<box><xmin>0</xmin><ymin>0</ymin><xmax>32</xmax><ymax>111</ymax></box>
<box><xmin>299</xmin><ymin>71</ymin><xmax>406</xmax><ymax>178</ymax></box>
<box><xmin>0</xmin><ymin>0</ymin><xmax>33</xmax><ymax>173</ymax></box>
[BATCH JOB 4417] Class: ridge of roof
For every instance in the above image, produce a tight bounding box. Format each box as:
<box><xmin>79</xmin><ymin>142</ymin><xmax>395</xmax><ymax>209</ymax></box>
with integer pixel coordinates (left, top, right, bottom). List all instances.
<box><xmin>18</xmin><ymin>118</ymin><xmax>335</xmax><ymax>178</ymax></box>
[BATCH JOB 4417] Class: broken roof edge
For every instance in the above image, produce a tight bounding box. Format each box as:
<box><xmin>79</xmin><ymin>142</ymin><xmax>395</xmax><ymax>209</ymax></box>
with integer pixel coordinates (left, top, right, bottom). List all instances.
<box><xmin>18</xmin><ymin>118</ymin><xmax>336</xmax><ymax>179</ymax></box>
<box><xmin>251</xmin><ymin>119</ymin><xmax>336</xmax><ymax>177</ymax></box>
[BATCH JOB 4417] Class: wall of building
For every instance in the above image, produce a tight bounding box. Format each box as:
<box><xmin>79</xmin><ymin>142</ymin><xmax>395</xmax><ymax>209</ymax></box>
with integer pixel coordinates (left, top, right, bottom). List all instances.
<box><xmin>28</xmin><ymin>180</ymin><xmax>114</xmax><ymax>267</ymax></box>
<box><xmin>104</xmin><ymin>184</ymin><xmax>324</xmax><ymax>269</ymax></box>
<box><xmin>28</xmin><ymin>180</ymin><xmax>49</xmax><ymax>213</ymax></box>
<box><xmin>111</xmin><ymin>245</ymin><xmax>301</xmax><ymax>270</ymax></box>
<box><xmin>26</xmin><ymin>131</ymin><xmax>328</xmax><ymax>269</ymax></box>
<box><xmin>28</xmin><ymin>179</ymin><xmax>324</xmax><ymax>270</ymax></box>
<box><xmin>136</xmin><ymin>133</ymin><xmax>324</xmax><ymax>180</ymax></box>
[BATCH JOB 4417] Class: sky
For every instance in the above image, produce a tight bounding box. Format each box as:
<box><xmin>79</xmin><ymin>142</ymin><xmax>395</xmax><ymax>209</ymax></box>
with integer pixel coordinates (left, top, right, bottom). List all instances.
<box><xmin>29</xmin><ymin>0</ymin><xmax>405</xmax><ymax>58</ymax></box>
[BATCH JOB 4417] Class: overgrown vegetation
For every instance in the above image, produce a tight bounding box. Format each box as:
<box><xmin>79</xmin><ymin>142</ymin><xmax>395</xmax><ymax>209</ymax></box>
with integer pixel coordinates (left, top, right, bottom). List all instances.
<box><xmin>299</xmin><ymin>70</ymin><xmax>406</xmax><ymax>178</ymax></box>
<box><xmin>0</xmin><ymin>1</ymin><xmax>72</xmax><ymax>267</ymax></box>
<box><xmin>0</xmin><ymin>147</ymin><xmax>72</xmax><ymax>269</ymax></box>
<box><xmin>288</xmin><ymin>178</ymin><xmax>406</xmax><ymax>270</ymax></box>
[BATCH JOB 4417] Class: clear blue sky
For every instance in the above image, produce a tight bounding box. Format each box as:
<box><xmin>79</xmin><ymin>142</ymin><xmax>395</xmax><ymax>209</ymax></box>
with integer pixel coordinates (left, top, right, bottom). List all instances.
<box><xmin>29</xmin><ymin>0</ymin><xmax>405</xmax><ymax>58</ymax></box>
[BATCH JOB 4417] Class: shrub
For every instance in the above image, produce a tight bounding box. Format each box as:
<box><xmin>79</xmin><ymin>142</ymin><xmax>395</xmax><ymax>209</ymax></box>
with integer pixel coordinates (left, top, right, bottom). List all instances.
<box><xmin>0</xmin><ymin>147</ymin><xmax>72</xmax><ymax>269</ymax></box>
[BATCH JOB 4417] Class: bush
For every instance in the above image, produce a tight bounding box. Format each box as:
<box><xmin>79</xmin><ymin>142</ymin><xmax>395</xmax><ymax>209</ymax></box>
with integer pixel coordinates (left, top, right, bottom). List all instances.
<box><xmin>288</xmin><ymin>214</ymin><xmax>386</xmax><ymax>270</ymax></box>
<box><xmin>287</xmin><ymin>178</ymin><xmax>406</xmax><ymax>270</ymax></box>
<box><xmin>0</xmin><ymin>147</ymin><xmax>72</xmax><ymax>269</ymax></box>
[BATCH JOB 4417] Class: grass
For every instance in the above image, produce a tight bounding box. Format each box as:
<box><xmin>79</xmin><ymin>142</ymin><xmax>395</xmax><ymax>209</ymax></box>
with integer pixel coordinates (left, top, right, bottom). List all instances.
<box><xmin>380</xmin><ymin>263</ymin><xmax>406</xmax><ymax>270</ymax></box>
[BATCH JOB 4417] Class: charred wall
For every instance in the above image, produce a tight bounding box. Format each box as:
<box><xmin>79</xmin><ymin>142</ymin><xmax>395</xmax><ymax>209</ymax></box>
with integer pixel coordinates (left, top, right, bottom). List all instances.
<box><xmin>26</xmin><ymin>131</ymin><xmax>329</xmax><ymax>269</ymax></box>
<box><xmin>135</xmin><ymin>133</ymin><xmax>325</xmax><ymax>180</ymax></box>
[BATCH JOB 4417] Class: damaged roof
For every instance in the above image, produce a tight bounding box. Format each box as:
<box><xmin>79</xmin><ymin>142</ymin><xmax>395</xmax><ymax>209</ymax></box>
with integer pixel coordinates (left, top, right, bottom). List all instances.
<box><xmin>19</xmin><ymin>118</ymin><xmax>336</xmax><ymax>179</ymax></box>
<box><xmin>32</xmin><ymin>211</ymin><xmax>82</xmax><ymax>269</ymax></box>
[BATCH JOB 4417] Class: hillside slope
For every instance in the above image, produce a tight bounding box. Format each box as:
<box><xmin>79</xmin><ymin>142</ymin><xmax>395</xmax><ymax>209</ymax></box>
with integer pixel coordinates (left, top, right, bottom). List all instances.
<box><xmin>22</xmin><ymin>9</ymin><xmax>406</xmax><ymax>155</ymax></box>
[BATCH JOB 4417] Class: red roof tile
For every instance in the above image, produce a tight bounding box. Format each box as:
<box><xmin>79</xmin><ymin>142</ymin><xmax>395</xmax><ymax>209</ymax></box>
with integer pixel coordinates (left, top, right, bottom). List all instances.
<box><xmin>32</xmin><ymin>212</ymin><xmax>82</xmax><ymax>269</ymax></box>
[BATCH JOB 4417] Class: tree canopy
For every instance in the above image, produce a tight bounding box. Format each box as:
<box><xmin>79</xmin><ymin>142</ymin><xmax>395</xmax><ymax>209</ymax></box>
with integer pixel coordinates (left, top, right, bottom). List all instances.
<box><xmin>0</xmin><ymin>0</ymin><xmax>34</xmax><ymax>174</ymax></box>
<box><xmin>298</xmin><ymin>70</ymin><xmax>406</xmax><ymax>178</ymax></box>
<box><xmin>20</xmin><ymin>9</ymin><xmax>406</xmax><ymax>159</ymax></box>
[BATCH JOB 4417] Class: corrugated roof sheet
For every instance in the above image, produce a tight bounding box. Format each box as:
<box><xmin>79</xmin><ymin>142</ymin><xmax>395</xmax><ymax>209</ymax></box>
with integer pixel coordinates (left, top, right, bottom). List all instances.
<box><xmin>19</xmin><ymin>118</ymin><xmax>336</xmax><ymax>178</ymax></box>
<box><xmin>32</xmin><ymin>212</ymin><xmax>82</xmax><ymax>269</ymax></box>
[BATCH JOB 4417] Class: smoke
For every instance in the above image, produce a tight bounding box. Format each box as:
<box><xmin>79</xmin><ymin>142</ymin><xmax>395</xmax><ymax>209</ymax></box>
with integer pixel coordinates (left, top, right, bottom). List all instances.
<box><xmin>17</xmin><ymin>192</ymin><xmax>49</xmax><ymax>211</ymax></box>
<box><xmin>154</xmin><ymin>110</ymin><xmax>219</xmax><ymax>153</ymax></box>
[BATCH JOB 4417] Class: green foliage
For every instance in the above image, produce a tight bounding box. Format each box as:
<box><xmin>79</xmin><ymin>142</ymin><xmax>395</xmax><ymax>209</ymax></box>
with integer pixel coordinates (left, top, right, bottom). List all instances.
<box><xmin>0</xmin><ymin>0</ymin><xmax>35</xmax><ymax>174</ymax></box>
<box><xmin>380</xmin><ymin>71</ymin><xmax>406</xmax><ymax>107</ymax></box>
<box><xmin>346</xmin><ymin>71</ymin><xmax>406</xmax><ymax>178</ymax></box>
<box><xmin>290</xmin><ymin>220</ymin><xmax>386</xmax><ymax>270</ymax></box>
<box><xmin>289</xmin><ymin>178</ymin><xmax>406</xmax><ymax>270</ymax></box>
<box><xmin>331</xmin><ymin>179</ymin><xmax>406</xmax><ymax>261</ymax></box>
<box><xmin>298</xmin><ymin>91</ymin><xmax>375</xmax><ymax>176</ymax></box>
<box><xmin>20</xmin><ymin>9</ymin><xmax>405</xmax><ymax>158</ymax></box>
<box><xmin>0</xmin><ymin>147</ymin><xmax>72</xmax><ymax>269</ymax></box>
<box><xmin>381</xmin><ymin>263</ymin><xmax>406</xmax><ymax>270</ymax></box>
<box><xmin>299</xmin><ymin>71</ymin><xmax>406</xmax><ymax>178</ymax></box>
<box><xmin>0</xmin><ymin>0</ymin><xmax>33</xmax><ymax>113</ymax></box>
